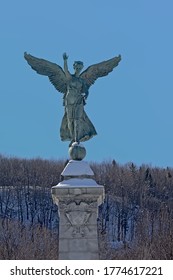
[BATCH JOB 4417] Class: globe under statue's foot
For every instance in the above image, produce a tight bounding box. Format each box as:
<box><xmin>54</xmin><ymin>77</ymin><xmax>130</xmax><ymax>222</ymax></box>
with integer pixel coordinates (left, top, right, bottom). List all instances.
<box><xmin>69</xmin><ymin>142</ymin><xmax>86</xmax><ymax>160</ymax></box>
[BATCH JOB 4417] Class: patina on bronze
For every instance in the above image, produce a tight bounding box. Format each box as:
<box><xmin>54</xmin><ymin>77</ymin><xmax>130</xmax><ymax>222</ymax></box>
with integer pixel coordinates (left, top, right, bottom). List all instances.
<box><xmin>24</xmin><ymin>52</ymin><xmax>121</xmax><ymax>149</ymax></box>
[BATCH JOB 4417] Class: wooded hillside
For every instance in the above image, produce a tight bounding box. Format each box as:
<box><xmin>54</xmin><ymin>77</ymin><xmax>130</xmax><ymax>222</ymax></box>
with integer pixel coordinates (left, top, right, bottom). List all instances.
<box><xmin>0</xmin><ymin>155</ymin><xmax>173</xmax><ymax>259</ymax></box>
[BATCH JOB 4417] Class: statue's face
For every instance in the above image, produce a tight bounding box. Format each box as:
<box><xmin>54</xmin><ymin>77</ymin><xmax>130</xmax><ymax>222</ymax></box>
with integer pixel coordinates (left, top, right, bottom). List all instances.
<box><xmin>73</xmin><ymin>61</ymin><xmax>84</xmax><ymax>73</ymax></box>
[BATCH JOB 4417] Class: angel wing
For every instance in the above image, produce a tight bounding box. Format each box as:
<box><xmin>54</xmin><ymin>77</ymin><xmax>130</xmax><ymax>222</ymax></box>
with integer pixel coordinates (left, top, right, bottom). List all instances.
<box><xmin>80</xmin><ymin>55</ymin><xmax>121</xmax><ymax>89</ymax></box>
<box><xmin>24</xmin><ymin>52</ymin><xmax>67</xmax><ymax>94</ymax></box>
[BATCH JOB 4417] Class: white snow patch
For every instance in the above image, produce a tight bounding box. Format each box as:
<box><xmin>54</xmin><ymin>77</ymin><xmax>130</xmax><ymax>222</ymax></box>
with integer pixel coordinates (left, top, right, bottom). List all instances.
<box><xmin>57</xmin><ymin>178</ymin><xmax>99</xmax><ymax>188</ymax></box>
<box><xmin>62</xmin><ymin>160</ymin><xmax>94</xmax><ymax>176</ymax></box>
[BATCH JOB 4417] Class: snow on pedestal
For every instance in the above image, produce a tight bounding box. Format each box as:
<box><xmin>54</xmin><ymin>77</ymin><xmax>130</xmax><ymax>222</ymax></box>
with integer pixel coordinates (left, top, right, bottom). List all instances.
<box><xmin>51</xmin><ymin>159</ymin><xmax>105</xmax><ymax>260</ymax></box>
<box><xmin>62</xmin><ymin>159</ymin><xmax>94</xmax><ymax>176</ymax></box>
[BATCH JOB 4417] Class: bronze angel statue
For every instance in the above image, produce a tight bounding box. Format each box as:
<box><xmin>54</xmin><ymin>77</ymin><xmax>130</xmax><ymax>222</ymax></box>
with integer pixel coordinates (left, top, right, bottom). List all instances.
<box><xmin>24</xmin><ymin>52</ymin><xmax>121</xmax><ymax>147</ymax></box>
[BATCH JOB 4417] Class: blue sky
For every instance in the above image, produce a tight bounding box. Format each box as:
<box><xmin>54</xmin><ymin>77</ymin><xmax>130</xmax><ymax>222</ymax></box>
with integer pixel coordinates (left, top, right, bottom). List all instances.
<box><xmin>0</xmin><ymin>0</ymin><xmax>173</xmax><ymax>167</ymax></box>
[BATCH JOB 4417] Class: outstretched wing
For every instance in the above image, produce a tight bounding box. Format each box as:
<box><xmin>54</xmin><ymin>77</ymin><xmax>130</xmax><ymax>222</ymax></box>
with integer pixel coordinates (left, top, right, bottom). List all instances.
<box><xmin>80</xmin><ymin>55</ymin><xmax>121</xmax><ymax>89</ymax></box>
<box><xmin>24</xmin><ymin>52</ymin><xmax>67</xmax><ymax>93</ymax></box>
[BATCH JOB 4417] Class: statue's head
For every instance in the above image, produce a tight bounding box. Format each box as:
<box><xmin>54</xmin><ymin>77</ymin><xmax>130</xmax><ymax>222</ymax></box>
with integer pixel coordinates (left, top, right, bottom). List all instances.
<box><xmin>73</xmin><ymin>61</ymin><xmax>84</xmax><ymax>74</ymax></box>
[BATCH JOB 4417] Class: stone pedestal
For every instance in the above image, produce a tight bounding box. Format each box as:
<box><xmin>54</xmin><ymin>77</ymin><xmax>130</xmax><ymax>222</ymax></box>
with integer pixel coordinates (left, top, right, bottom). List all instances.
<box><xmin>51</xmin><ymin>160</ymin><xmax>105</xmax><ymax>260</ymax></box>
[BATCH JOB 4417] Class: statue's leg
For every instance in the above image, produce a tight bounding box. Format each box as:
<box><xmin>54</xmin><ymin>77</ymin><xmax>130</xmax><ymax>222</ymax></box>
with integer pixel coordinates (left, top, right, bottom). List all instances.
<box><xmin>74</xmin><ymin>104</ymin><xmax>83</xmax><ymax>143</ymax></box>
<box><xmin>66</xmin><ymin>105</ymin><xmax>75</xmax><ymax>142</ymax></box>
<box><xmin>74</xmin><ymin>122</ymin><xmax>78</xmax><ymax>143</ymax></box>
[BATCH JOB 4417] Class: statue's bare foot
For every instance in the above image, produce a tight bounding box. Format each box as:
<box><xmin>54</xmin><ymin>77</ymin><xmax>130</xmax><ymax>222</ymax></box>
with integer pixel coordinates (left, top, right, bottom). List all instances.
<box><xmin>69</xmin><ymin>140</ymin><xmax>80</xmax><ymax>147</ymax></box>
<box><xmin>69</xmin><ymin>140</ymin><xmax>74</xmax><ymax>147</ymax></box>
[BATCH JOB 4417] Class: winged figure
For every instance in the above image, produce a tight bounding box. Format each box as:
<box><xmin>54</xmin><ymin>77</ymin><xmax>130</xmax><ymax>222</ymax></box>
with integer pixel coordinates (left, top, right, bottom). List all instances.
<box><xmin>24</xmin><ymin>52</ymin><xmax>121</xmax><ymax>146</ymax></box>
